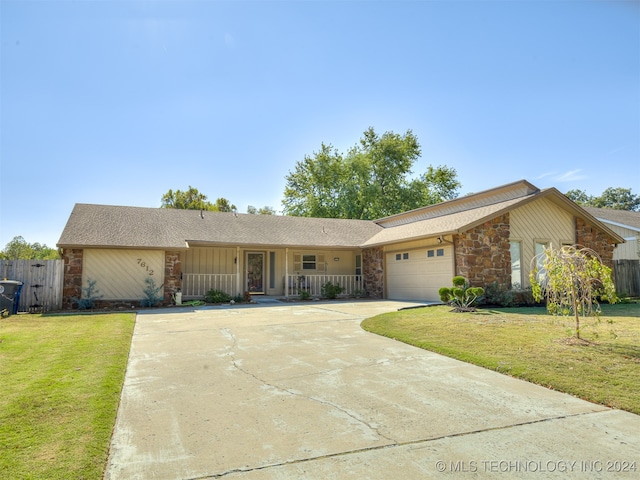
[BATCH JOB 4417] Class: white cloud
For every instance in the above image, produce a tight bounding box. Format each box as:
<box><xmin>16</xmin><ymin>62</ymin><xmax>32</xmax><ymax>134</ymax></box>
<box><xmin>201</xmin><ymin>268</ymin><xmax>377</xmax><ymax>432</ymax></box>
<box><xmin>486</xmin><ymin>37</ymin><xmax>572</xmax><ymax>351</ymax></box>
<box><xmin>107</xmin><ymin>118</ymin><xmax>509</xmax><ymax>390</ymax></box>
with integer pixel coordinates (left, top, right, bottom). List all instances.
<box><xmin>536</xmin><ymin>172</ymin><xmax>555</xmax><ymax>180</ymax></box>
<box><xmin>553</xmin><ymin>169</ymin><xmax>587</xmax><ymax>182</ymax></box>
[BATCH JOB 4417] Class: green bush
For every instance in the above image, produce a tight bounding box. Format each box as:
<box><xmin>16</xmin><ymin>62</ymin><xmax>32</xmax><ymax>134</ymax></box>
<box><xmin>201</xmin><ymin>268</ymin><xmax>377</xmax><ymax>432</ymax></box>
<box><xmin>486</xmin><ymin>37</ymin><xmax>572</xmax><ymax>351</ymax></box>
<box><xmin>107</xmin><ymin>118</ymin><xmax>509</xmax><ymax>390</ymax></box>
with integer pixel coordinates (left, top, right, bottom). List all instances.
<box><xmin>205</xmin><ymin>289</ymin><xmax>232</xmax><ymax>303</ymax></box>
<box><xmin>140</xmin><ymin>277</ymin><xmax>163</xmax><ymax>307</ymax></box>
<box><xmin>439</xmin><ymin>276</ymin><xmax>484</xmax><ymax>312</ymax></box>
<box><xmin>299</xmin><ymin>289</ymin><xmax>311</xmax><ymax>300</ymax></box>
<box><xmin>481</xmin><ymin>282</ymin><xmax>515</xmax><ymax>307</ymax></box>
<box><xmin>73</xmin><ymin>278</ymin><xmax>103</xmax><ymax>310</ymax></box>
<box><xmin>321</xmin><ymin>282</ymin><xmax>344</xmax><ymax>299</ymax></box>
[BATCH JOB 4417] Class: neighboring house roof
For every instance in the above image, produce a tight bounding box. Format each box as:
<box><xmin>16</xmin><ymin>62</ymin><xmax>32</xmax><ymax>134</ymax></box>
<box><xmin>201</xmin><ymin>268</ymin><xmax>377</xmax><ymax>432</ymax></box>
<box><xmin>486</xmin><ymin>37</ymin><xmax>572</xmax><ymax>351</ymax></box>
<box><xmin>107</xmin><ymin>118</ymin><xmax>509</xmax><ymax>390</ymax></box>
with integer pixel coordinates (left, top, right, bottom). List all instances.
<box><xmin>57</xmin><ymin>204</ymin><xmax>383</xmax><ymax>249</ymax></box>
<box><xmin>581</xmin><ymin>207</ymin><xmax>640</xmax><ymax>233</ymax></box>
<box><xmin>57</xmin><ymin>180</ymin><xmax>625</xmax><ymax>250</ymax></box>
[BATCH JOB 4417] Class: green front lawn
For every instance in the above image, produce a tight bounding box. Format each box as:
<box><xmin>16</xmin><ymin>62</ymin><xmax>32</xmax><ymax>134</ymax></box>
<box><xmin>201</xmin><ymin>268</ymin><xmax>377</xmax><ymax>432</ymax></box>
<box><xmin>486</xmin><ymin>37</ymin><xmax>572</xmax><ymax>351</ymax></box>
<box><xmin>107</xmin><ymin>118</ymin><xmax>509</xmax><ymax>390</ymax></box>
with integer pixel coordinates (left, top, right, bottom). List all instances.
<box><xmin>362</xmin><ymin>303</ymin><xmax>640</xmax><ymax>415</ymax></box>
<box><xmin>0</xmin><ymin>313</ymin><xmax>135</xmax><ymax>479</ymax></box>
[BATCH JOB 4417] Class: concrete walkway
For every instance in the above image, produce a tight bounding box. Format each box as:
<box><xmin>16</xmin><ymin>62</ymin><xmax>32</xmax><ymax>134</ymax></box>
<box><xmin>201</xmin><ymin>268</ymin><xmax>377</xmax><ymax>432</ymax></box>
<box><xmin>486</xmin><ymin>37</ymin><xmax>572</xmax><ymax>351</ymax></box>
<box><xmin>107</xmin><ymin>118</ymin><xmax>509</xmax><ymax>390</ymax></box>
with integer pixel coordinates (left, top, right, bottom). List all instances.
<box><xmin>105</xmin><ymin>301</ymin><xmax>640</xmax><ymax>479</ymax></box>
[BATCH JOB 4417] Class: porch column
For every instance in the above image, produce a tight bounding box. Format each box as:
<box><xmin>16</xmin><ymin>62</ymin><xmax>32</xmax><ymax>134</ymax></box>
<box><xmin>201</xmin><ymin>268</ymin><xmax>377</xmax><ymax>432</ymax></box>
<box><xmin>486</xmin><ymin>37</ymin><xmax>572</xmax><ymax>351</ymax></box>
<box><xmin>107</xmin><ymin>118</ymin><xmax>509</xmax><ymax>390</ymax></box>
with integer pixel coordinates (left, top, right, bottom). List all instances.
<box><xmin>285</xmin><ymin>247</ymin><xmax>289</xmax><ymax>298</ymax></box>
<box><xmin>236</xmin><ymin>246</ymin><xmax>241</xmax><ymax>295</ymax></box>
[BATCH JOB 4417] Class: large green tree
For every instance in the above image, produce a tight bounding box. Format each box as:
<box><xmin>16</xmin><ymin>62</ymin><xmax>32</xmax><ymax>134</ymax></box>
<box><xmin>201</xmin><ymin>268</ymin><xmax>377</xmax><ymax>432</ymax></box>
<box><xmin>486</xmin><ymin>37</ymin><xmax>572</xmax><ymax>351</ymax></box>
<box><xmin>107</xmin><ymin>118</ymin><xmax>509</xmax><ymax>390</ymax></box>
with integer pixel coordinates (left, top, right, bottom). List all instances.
<box><xmin>282</xmin><ymin>127</ymin><xmax>460</xmax><ymax>219</ymax></box>
<box><xmin>0</xmin><ymin>236</ymin><xmax>59</xmax><ymax>260</ymax></box>
<box><xmin>247</xmin><ymin>205</ymin><xmax>276</xmax><ymax>215</ymax></box>
<box><xmin>161</xmin><ymin>186</ymin><xmax>236</xmax><ymax>212</ymax></box>
<box><xmin>566</xmin><ymin>187</ymin><xmax>640</xmax><ymax>211</ymax></box>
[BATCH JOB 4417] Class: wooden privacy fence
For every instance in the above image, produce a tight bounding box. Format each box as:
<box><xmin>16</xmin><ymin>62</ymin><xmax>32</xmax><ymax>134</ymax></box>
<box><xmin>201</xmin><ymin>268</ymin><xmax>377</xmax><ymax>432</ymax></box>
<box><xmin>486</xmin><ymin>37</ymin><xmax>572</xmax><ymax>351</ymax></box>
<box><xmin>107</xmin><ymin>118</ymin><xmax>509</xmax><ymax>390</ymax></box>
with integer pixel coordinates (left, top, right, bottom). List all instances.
<box><xmin>614</xmin><ymin>259</ymin><xmax>640</xmax><ymax>297</ymax></box>
<box><xmin>0</xmin><ymin>260</ymin><xmax>63</xmax><ymax>312</ymax></box>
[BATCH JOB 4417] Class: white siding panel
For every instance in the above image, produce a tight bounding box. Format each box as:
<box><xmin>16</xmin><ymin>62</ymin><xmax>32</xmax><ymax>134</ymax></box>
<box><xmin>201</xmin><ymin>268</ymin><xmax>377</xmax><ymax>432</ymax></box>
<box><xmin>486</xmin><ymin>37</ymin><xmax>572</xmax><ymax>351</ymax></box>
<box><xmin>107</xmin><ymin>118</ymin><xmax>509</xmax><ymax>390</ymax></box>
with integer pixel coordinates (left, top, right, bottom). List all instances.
<box><xmin>83</xmin><ymin>249</ymin><xmax>164</xmax><ymax>300</ymax></box>
<box><xmin>510</xmin><ymin>198</ymin><xmax>575</xmax><ymax>287</ymax></box>
<box><xmin>386</xmin><ymin>246</ymin><xmax>453</xmax><ymax>301</ymax></box>
<box><xmin>603</xmin><ymin>224</ymin><xmax>639</xmax><ymax>260</ymax></box>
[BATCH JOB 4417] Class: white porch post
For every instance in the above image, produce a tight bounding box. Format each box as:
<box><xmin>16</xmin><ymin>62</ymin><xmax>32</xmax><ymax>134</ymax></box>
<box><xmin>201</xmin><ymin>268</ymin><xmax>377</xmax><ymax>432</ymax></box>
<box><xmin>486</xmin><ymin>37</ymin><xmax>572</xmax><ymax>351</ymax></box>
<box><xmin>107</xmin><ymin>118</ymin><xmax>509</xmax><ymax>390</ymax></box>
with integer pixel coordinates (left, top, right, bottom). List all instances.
<box><xmin>285</xmin><ymin>247</ymin><xmax>289</xmax><ymax>298</ymax></box>
<box><xmin>236</xmin><ymin>246</ymin><xmax>241</xmax><ymax>295</ymax></box>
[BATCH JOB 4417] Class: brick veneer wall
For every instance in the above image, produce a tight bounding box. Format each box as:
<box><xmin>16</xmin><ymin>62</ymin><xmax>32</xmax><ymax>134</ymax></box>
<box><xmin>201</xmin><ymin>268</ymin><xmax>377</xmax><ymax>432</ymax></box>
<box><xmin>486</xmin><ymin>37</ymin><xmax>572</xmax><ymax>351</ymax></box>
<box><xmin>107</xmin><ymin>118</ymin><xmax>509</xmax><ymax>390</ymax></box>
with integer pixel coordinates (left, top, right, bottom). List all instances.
<box><xmin>164</xmin><ymin>251</ymin><xmax>182</xmax><ymax>304</ymax></box>
<box><xmin>575</xmin><ymin>217</ymin><xmax>616</xmax><ymax>268</ymax></box>
<box><xmin>62</xmin><ymin>248</ymin><xmax>83</xmax><ymax>309</ymax></box>
<box><xmin>362</xmin><ymin>246</ymin><xmax>384</xmax><ymax>298</ymax></box>
<box><xmin>454</xmin><ymin>213</ymin><xmax>512</xmax><ymax>288</ymax></box>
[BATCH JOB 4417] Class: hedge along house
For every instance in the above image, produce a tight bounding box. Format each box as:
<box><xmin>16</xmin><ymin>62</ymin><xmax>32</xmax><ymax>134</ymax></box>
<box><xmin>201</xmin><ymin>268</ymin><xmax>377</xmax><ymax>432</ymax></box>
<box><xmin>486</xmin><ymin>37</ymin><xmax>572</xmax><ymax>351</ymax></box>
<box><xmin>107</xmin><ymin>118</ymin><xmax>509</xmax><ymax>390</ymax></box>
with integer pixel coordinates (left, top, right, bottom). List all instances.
<box><xmin>57</xmin><ymin>180</ymin><xmax>624</xmax><ymax>309</ymax></box>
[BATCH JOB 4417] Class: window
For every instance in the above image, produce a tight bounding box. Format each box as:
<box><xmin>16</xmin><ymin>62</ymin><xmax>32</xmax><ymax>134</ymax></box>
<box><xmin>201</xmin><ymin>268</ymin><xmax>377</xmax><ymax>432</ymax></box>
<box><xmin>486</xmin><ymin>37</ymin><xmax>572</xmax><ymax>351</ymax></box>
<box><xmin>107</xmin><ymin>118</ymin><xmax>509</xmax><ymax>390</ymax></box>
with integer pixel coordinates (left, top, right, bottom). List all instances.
<box><xmin>535</xmin><ymin>241</ymin><xmax>549</xmax><ymax>283</ymax></box>
<box><xmin>427</xmin><ymin>250</ymin><xmax>434</xmax><ymax>258</ymax></box>
<box><xmin>302</xmin><ymin>254</ymin><xmax>316</xmax><ymax>270</ymax></box>
<box><xmin>355</xmin><ymin>254</ymin><xmax>362</xmax><ymax>278</ymax></box>
<box><xmin>436</xmin><ymin>248</ymin><xmax>444</xmax><ymax>257</ymax></box>
<box><xmin>269</xmin><ymin>252</ymin><xmax>276</xmax><ymax>289</ymax></box>
<box><xmin>509</xmin><ymin>241</ymin><xmax>521</xmax><ymax>289</ymax></box>
<box><xmin>396</xmin><ymin>253</ymin><xmax>402</xmax><ymax>261</ymax></box>
<box><xmin>403</xmin><ymin>252</ymin><xmax>409</xmax><ymax>260</ymax></box>
<box><xmin>293</xmin><ymin>252</ymin><xmax>325</xmax><ymax>272</ymax></box>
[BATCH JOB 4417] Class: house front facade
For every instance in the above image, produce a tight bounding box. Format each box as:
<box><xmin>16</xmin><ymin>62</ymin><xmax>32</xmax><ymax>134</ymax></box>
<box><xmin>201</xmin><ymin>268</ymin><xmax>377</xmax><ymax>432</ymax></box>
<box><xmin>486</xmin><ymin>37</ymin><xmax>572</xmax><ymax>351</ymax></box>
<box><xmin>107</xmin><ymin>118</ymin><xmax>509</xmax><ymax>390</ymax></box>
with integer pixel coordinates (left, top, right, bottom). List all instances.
<box><xmin>57</xmin><ymin>180</ymin><xmax>624</xmax><ymax>309</ymax></box>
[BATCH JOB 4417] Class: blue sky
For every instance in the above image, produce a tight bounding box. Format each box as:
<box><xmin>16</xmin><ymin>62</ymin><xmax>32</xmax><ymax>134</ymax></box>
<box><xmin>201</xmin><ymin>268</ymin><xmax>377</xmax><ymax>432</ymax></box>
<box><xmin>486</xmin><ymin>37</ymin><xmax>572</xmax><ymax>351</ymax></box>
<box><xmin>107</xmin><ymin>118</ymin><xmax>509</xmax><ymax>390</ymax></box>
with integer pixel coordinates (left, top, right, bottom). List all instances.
<box><xmin>1</xmin><ymin>0</ymin><xmax>638</xmax><ymax>250</ymax></box>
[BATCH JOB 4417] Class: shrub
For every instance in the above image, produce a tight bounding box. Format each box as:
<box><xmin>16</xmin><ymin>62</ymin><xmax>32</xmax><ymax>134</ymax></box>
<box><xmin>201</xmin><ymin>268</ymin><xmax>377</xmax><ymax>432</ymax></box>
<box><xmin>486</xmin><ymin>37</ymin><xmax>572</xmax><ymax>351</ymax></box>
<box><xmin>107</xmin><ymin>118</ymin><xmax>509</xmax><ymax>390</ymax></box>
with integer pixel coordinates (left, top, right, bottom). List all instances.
<box><xmin>298</xmin><ymin>289</ymin><xmax>311</xmax><ymax>300</ymax></box>
<box><xmin>140</xmin><ymin>277</ymin><xmax>163</xmax><ymax>307</ymax></box>
<box><xmin>321</xmin><ymin>281</ymin><xmax>344</xmax><ymax>299</ymax></box>
<box><xmin>438</xmin><ymin>276</ymin><xmax>484</xmax><ymax>312</ymax></box>
<box><xmin>232</xmin><ymin>294</ymin><xmax>244</xmax><ymax>303</ymax></box>
<box><xmin>481</xmin><ymin>282</ymin><xmax>515</xmax><ymax>307</ymax></box>
<box><xmin>205</xmin><ymin>289</ymin><xmax>232</xmax><ymax>303</ymax></box>
<box><xmin>73</xmin><ymin>278</ymin><xmax>103</xmax><ymax>310</ymax></box>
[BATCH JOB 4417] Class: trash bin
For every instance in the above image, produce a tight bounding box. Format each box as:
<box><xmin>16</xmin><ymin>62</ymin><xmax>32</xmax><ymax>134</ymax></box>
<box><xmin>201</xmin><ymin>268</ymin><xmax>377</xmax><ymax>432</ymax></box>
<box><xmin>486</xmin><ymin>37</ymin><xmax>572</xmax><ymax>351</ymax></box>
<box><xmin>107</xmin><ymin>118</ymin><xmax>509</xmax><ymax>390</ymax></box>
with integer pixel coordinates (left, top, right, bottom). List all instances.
<box><xmin>0</xmin><ymin>280</ymin><xmax>24</xmax><ymax>316</ymax></box>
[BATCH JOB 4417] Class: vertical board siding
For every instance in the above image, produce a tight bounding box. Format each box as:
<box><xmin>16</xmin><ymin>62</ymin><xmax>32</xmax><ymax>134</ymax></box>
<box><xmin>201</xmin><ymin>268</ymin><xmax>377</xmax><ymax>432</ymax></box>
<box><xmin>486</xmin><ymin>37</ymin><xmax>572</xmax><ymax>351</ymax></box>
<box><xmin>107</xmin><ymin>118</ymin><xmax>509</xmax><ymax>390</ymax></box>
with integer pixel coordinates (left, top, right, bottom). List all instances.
<box><xmin>83</xmin><ymin>249</ymin><xmax>164</xmax><ymax>300</ymax></box>
<box><xmin>0</xmin><ymin>260</ymin><xmax>63</xmax><ymax>312</ymax></box>
<box><xmin>510</xmin><ymin>198</ymin><xmax>575</xmax><ymax>287</ymax></box>
<box><xmin>184</xmin><ymin>247</ymin><xmax>236</xmax><ymax>274</ymax></box>
<box><xmin>614</xmin><ymin>260</ymin><xmax>640</xmax><ymax>297</ymax></box>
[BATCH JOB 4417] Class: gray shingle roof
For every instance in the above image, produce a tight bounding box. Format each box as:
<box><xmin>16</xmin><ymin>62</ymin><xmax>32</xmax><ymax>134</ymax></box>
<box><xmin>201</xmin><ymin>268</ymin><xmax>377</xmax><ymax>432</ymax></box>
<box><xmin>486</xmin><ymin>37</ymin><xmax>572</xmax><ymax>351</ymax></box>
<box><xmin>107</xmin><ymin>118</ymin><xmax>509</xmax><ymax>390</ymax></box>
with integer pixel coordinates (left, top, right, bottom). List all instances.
<box><xmin>57</xmin><ymin>204</ymin><xmax>383</xmax><ymax>249</ymax></box>
<box><xmin>581</xmin><ymin>207</ymin><xmax>640</xmax><ymax>231</ymax></box>
<box><xmin>362</xmin><ymin>194</ymin><xmax>535</xmax><ymax>247</ymax></box>
<box><xmin>57</xmin><ymin>183</ymin><xmax>625</xmax><ymax>250</ymax></box>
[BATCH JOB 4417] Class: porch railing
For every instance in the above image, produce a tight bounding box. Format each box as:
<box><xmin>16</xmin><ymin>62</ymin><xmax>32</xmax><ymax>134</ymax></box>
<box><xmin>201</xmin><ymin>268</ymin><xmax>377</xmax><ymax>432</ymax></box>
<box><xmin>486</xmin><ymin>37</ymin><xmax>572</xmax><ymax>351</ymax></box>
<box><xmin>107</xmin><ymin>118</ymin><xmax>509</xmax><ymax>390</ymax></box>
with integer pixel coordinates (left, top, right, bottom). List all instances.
<box><xmin>285</xmin><ymin>274</ymin><xmax>363</xmax><ymax>298</ymax></box>
<box><xmin>182</xmin><ymin>274</ymin><xmax>238</xmax><ymax>298</ymax></box>
<box><xmin>181</xmin><ymin>273</ymin><xmax>364</xmax><ymax>299</ymax></box>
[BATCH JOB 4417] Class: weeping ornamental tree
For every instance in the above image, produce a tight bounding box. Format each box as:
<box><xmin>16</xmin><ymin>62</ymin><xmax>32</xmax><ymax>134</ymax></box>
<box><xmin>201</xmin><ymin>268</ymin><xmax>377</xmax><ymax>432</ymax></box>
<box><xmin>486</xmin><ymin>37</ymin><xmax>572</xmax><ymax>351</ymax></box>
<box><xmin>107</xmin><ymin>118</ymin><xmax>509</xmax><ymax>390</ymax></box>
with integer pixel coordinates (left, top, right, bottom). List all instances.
<box><xmin>530</xmin><ymin>245</ymin><xmax>617</xmax><ymax>339</ymax></box>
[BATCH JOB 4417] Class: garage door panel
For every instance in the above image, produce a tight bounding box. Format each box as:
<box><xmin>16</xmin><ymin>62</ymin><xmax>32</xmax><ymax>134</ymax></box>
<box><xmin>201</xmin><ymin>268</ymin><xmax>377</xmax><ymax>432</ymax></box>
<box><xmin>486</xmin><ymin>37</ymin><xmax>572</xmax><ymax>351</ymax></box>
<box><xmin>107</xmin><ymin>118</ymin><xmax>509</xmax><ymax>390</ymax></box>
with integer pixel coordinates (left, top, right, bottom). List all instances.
<box><xmin>386</xmin><ymin>246</ymin><xmax>453</xmax><ymax>301</ymax></box>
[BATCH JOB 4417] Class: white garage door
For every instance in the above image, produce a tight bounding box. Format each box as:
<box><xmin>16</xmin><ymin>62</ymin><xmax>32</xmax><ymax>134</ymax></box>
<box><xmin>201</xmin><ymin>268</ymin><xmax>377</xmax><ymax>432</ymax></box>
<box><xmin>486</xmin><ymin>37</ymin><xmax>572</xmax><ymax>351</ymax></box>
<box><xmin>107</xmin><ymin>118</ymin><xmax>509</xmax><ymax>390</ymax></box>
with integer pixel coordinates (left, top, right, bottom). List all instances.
<box><xmin>386</xmin><ymin>246</ymin><xmax>454</xmax><ymax>301</ymax></box>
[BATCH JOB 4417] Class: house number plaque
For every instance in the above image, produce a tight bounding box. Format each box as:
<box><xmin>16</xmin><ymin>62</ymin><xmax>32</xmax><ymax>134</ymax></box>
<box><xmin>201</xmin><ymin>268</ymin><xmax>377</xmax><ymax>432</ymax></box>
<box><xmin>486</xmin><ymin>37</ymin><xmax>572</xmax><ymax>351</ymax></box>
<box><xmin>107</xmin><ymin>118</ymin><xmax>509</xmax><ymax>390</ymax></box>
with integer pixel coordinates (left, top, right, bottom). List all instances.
<box><xmin>136</xmin><ymin>258</ymin><xmax>155</xmax><ymax>276</ymax></box>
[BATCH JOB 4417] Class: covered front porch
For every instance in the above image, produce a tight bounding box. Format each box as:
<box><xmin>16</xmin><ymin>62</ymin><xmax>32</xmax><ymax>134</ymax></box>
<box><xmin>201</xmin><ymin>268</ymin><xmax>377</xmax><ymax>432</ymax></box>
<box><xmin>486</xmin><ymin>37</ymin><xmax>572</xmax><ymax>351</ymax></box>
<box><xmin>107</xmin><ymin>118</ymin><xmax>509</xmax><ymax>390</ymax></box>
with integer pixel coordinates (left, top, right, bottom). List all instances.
<box><xmin>181</xmin><ymin>245</ymin><xmax>366</xmax><ymax>299</ymax></box>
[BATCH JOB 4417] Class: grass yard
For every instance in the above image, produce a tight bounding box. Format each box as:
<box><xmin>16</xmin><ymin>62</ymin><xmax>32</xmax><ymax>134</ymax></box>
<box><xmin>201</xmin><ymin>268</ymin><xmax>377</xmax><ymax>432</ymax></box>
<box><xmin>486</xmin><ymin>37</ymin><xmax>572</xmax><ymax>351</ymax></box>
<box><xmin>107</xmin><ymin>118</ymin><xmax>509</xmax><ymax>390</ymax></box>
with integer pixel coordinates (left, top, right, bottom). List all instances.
<box><xmin>362</xmin><ymin>302</ymin><xmax>640</xmax><ymax>415</ymax></box>
<box><xmin>0</xmin><ymin>312</ymin><xmax>135</xmax><ymax>479</ymax></box>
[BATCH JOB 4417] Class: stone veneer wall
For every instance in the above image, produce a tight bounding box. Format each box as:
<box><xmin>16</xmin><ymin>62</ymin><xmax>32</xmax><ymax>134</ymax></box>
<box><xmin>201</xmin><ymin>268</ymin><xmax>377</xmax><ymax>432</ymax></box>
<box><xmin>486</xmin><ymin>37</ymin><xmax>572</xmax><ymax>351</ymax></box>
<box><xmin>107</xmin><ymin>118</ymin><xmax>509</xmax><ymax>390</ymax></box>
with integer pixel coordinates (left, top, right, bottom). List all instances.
<box><xmin>575</xmin><ymin>218</ymin><xmax>615</xmax><ymax>268</ymax></box>
<box><xmin>62</xmin><ymin>248</ymin><xmax>83</xmax><ymax>309</ymax></box>
<box><xmin>454</xmin><ymin>213</ymin><xmax>511</xmax><ymax>288</ymax></box>
<box><xmin>362</xmin><ymin>246</ymin><xmax>384</xmax><ymax>298</ymax></box>
<box><xmin>163</xmin><ymin>251</ymin><xmax>182</xmax><ymax>304</ymax></box>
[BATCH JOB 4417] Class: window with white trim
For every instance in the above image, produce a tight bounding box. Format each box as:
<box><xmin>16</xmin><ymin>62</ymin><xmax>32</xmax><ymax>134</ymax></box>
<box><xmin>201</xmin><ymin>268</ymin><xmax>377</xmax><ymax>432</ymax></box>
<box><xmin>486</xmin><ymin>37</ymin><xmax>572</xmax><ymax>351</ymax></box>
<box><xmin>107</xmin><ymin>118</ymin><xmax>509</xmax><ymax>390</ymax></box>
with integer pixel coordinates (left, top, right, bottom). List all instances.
<box><xmin>293</xmin><ymin>253</ymin><xmax>325</xmax><ymax>272</ymax></box>
<box><xmin>509</xmin><ymin>241</ymin><xmax>522</xmax><ymax>289</ymax></box>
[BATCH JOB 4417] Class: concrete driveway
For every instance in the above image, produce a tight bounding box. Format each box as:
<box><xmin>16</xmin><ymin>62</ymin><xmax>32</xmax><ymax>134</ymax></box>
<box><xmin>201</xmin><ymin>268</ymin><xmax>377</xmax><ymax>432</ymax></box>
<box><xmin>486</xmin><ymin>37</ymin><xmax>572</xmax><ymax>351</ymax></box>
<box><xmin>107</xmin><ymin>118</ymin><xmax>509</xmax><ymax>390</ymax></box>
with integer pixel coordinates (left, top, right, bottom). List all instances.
<box><xmin>105</xmin><ymin>301</ymin><xmax>639</xmax><ymax>479</ymax></box>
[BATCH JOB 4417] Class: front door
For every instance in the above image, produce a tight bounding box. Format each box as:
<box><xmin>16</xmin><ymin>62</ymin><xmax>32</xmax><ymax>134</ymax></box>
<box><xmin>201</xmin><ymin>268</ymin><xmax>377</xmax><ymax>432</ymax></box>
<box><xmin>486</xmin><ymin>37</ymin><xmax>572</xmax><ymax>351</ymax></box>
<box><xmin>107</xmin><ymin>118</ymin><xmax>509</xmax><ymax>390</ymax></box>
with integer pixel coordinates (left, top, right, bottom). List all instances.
<box><xmin>246</xmin><ymin>252</ymin><xmax>265</xmax><ymax>294</ymax></box>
